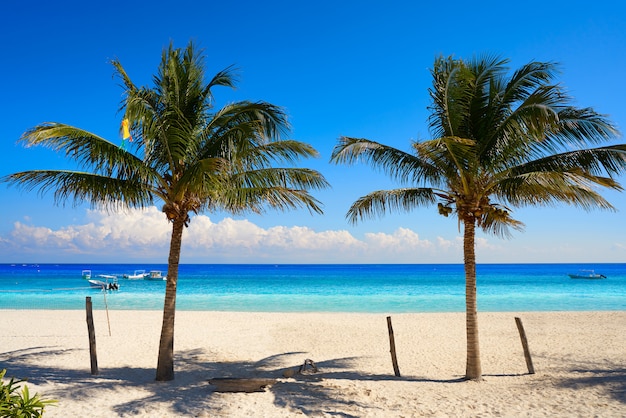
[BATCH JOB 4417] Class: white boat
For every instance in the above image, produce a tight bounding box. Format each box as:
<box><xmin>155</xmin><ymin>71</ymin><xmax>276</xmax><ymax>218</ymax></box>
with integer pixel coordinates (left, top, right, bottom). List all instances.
<box><xmin>568</xmin><ymin>270</ymin><xmax>606</xmax><ymax>279</ymax></box>
<box><xmin>88</xmin><ymin>279</ymin><xmax>120</xmax><ymax>291</ymax></box>
<box><xmin>123</xmin><ymin>270</ymin><xmax>148</xmax><ymax>279</ymax></box>
<box><xmin>146</xmin><ymin>270</ymin><xmax>167</xmax><ymax>280</ymax></box>
<box><xmin>82</xmin><ymin>270</ymin><xmax>92</xmax><ymax>279</ymax></box>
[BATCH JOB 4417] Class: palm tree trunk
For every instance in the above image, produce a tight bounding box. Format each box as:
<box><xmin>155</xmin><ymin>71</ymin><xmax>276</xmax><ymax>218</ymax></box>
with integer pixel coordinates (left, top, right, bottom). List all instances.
<box><xmin>155</xmin><ymin>217</ymin><xmax>185</xmax><ymax>381</ymax></box>
<box><xmin>463</xmin><ymin>218</ymin><xmax>482</xmax><ymax>380</ymax></box>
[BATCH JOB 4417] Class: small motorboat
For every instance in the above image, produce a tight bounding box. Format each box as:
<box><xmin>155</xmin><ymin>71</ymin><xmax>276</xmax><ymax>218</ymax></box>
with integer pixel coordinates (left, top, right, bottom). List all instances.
<box><xmin>82</xmin><ymin>270</ymin><xmax>92</xmax><ymax>280</ymax></box>
<box><xmin>145</xmin><ymin>270</ymin><xmax>167</xmax><ymax>281</ymax></box>
<box><xmin>568</xmin><ymin>270</ymin><xmax>606</xmax><ymax>279</ymax></box>
<box><xmin>123</xmin><ymin>270</ymin><xmax>148</xmax><ymax>279</ymax></box>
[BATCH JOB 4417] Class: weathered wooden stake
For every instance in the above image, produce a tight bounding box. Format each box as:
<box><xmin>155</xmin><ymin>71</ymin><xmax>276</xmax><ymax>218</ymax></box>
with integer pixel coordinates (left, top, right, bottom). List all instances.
<box><xmin>86</xmin><ymin>296</ymin><xmax>99</xmax><ymax>375</ymax></box>
<box><xmin>387</xmin><ymin>316</ymin><xmax>401</xmax><ymax>377</ymax></box>
<box><xmin>515</xmin><ymin>317</ymin><xmax>535</xmax><ymax>374</ymax></box>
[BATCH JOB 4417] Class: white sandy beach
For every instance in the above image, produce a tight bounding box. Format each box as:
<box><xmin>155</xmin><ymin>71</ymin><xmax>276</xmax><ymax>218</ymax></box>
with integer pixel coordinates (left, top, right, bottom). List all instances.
<box><xmin>1</xmin><ymin>310</ymin><xmax>625</xmax><ymax>417</ymax></box>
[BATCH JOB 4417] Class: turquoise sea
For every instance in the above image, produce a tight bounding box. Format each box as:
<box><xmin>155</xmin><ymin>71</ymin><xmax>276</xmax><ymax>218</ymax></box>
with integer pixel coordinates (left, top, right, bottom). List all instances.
<box><xmin>0</xmin><ymin>263</ymin><xmax>625</xmax><ymax>312</ymax></box>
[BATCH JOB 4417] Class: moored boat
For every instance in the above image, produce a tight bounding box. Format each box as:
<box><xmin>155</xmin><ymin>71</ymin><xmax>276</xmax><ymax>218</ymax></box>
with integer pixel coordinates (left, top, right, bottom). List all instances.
<box><xmin>146</xmin><ymin>270</ymin><xmax>167</xmax><ymax>281</ymax></box>
<box><xmin>568</xmin><ymin>270</ymin><xmax>606</xmax><ymax>279</ymax></box>
<box><xmin>81</xmin><ymin>270</ymin><xmax>92</xmax><ymax>279</ymax></box>
<box><xmin>123</xmin><ymin>270</ymin><xmax>148</xmax><ymax>279</ymax></box>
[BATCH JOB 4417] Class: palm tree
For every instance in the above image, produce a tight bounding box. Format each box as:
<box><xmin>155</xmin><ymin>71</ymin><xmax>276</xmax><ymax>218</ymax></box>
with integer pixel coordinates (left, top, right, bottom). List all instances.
<box><xmin>331</xmin><ymin>55</ymin><xmax>626</xmax><ymax>380</ymax></box>
<box><xmin>2</xmin><ymin>41</ymin><xmax>329</xmax><ymax>381</ymax></box>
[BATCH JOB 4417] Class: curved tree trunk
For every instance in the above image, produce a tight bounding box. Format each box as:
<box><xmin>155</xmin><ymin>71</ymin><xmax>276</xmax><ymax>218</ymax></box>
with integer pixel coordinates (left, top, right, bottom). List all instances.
<box><xmin>463</xmin><ymin>218</ymin><xmax>482</xmax><ymax>380</ymax></box>
<box><xmin>155</xmin><ymin>217</ymin><xmax>185</xmax><ymax>381</ymax></box>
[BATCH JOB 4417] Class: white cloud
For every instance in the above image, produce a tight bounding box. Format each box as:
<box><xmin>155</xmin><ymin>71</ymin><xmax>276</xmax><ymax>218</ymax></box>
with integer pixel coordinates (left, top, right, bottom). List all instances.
<box><xmin>5</xmin><ymin>207</ymin><xmax>170</xmax><ymax>258</ymax></box>
<box><xmin>363</xmin><ymin>227</ymin><xmax>435</xmax><ymax>253</ymax></box>
<box><xmin>3</xmin><ymin>208</ymin><xmax>623</xmax><ymax>264</ymax></box>
<box><xmin>436</xmin><ymin>236</ymin><xmax>456</xmax><ymax>251</ymax></box>
<box><xmin>86</xmin><ymin>207</ymin><xmax>171</xmax><ymax>248</ymax></box>
<box><xmin>0</xmin><ymin>206</ymin><xmax>468</xmax><ymax>263</ymax></box>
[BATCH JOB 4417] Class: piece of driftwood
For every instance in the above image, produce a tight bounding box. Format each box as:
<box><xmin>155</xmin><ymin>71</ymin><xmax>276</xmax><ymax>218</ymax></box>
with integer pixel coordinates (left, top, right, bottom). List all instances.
<box><xmin>209</xmin><ymin>378</ymin><xmax>277</xmax><ymax>393</ymax></box>
<box><xmin>515</xmin><ymin>317</ymin><xmax>535</xmax><ymax>374</ymax></box>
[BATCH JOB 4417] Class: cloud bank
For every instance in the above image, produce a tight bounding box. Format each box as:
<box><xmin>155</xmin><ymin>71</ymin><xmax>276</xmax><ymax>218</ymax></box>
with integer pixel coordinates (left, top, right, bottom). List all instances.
<box><xmin>0</xmin><ymin>207</ymin><xmax>465</xmax><ymax>263</ymax></box>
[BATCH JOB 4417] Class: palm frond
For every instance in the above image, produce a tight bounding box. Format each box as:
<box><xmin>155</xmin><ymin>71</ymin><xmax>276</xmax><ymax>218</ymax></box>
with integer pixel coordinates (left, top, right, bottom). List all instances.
<box><xmin>230</xmin><ymin>167</ymin><xmax>330</xmax><ymax>191</ymax></box>
<box><xmin>209</xmin><ymin>166</ymin><xmax>328</xmax><ymax>215</ymax></box>
<box><xmin>495</xmin><ymin>170</ymin><xmax>618</xmax><ymax>210</ymax></box>
<box><xmin>203</xmin><ymin>65</ymin><xmax>238</xmax><ymax>97</ymax></box>
<box><xmin>514</xmin><ymin>145</ymin><xmax>626</xmax><ymax>178</ymax></box>
<box><xmin>331</xmin><ymin>137</ymin><xmax>433</xmax><ymax>184</ymax></box>
<box><xmin>415</xmin><ymin>136</ymin><xmax>476</xmax><ymax>187</ymax></box>
<box><xmin>207</xmin><ymin>101</ymin><xmax>291</xmax><ymax>144</ymax></box>
<box><xmin>245</xmin><ymin>140</ymin><xmax>320</xmax><ymax>166</ymax></box>
<box><xmin>18</xmin><ymin>123</ymin><xmax>155</xmax><ymax>181</ymax></box>
<box><xmin>111</xmin><ymin>59</ymin><xmax>138</xmax><ymax>94</ymax></box>
<box><xmin>479</xmin><ymin>205</ymin><xmax>524</xmax><ymax>238</ymax></box>
<box><xmin>169</xmin><ymin>157</ymin><xmax>229</xmax><ymax>200</ymax></box>
<box><xmin>346</xmin><ymin>188</ymin><xmax>437</xmax><ymax>224</ymax></box>
<box><xmin>220</xmin><ymin>186</ymin><xmax>325</xmax><ymax>215</ymax></box>
<box><xmin>545</xmin><ymin>107</ymin><xmax>620</xmax><ymax>150</ymax></box>
<box><xmin>3</xmin><ymin>170</ymin><xmax>154</xmax><ymax>209</ymax></box>
<box><xmin>427</xmin><ymin>56</ymin><xmax>469</xmax><ymax>138</ymax></box>
<box><xmin>500</xmin><ymin>61</ymin><xmax>558</xmax><ymax>105</ymax></box>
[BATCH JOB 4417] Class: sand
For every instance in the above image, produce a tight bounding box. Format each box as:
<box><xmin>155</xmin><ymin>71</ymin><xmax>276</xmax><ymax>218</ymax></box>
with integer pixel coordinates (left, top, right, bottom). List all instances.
<box><xmin>0</xmin><ymin>309</ymin><xmax>624</xmax><ymax>417</ymax></box>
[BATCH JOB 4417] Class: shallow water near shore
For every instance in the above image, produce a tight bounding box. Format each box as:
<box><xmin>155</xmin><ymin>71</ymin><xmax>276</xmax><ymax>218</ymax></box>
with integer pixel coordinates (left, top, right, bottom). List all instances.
<box><xmin>0</xmin><ymin>263</ymin><xmax>624</xmax><ymax>312</ymax></box>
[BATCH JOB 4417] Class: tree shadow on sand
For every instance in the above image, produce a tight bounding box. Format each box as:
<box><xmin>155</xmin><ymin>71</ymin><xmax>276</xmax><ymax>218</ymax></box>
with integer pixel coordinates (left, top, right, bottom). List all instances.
<box><xmin>266</xmin><ymin>357</ymin><xmax>466</xmax><ymax>417</ymax></box>
<box><xmin>528</xmin><ymin>353</ymin><xmax>626</xmax><ymax>405</ymax></box>
<box><xmin>1</xmin><ymin>346</ymin><xmax>532</xmax><ymax>416</ymax></box>
<box><xmin>557</xmin><ymin>367</ymin><xmax>626</xmax><ymax>404</ymax></box>
<box><xmin>2</xmin><ymin>346</ymin><xmax>236</xmax><ymax>416</ymax></box>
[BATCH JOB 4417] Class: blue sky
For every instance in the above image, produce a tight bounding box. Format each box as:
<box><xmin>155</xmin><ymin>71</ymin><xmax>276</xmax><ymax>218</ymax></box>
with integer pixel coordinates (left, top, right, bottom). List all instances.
<box><xmin>1</xmin><ymin>0</ymin><xmax>625</xmax><ymax>264</ymax></box>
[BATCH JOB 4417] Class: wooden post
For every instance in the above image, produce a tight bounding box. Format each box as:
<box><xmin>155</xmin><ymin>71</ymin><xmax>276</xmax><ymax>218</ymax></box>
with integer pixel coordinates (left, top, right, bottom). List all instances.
<box><xmin>387</xmin><ymin>316</ymin><xmax>401</xmax><ymax>377</ymax></box>
<box><xmin>86</xmin><ymin>297</ymin><xmax>99</xmax><ymax>375</ymax></box>
<box><xmin>515</xmin><ymin>317</ymin><xmax>535</xmax><ymax>374</ymax></box>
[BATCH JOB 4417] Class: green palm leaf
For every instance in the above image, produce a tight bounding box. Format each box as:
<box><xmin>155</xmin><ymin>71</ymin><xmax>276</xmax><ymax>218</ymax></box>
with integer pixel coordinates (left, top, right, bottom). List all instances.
<box><xmin>346</xmin><ymin>188</ymin><xmax>437</xmax><ymax>224</ymax></box>
<box><xmin>5</xmin><ymin>170</ymin><xmax>154</xmax><ymax>209</ymax></box>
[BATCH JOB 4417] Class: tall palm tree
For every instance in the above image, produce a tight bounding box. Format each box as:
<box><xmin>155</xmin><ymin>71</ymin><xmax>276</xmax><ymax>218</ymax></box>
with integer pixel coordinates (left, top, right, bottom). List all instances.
<box><xmin>2</xmin><ymin>41</ymin><xmax>329</xmax><ymax>381</ymax></box>
<box><xmin>331</xmin><ymin>55</ymin><xmax>626</xmax><ymax>380</ymax></box>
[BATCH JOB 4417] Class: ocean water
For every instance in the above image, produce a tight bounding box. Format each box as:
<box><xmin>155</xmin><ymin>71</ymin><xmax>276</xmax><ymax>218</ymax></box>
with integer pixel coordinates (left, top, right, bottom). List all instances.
<box><xmin>0</xmin><ymin>263</ymin><xmax>625</xmax><ymax>312</ymax></box>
